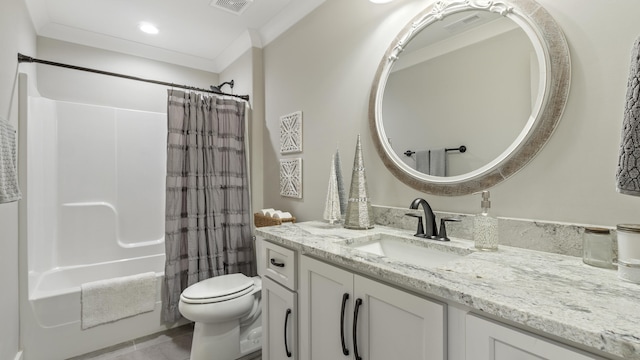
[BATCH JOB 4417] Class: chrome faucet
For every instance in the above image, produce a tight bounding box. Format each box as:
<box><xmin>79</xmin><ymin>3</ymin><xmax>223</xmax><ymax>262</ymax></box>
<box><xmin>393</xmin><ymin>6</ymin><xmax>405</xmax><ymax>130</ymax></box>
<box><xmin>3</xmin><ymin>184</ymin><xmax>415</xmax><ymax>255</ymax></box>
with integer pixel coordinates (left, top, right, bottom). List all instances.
<box><xmin>409</xmin><ymin>198</ymin><xmax>438</xmax><ymax>238</ymax></box>
<box><xmin>407</xmin><ymin>198</ymin><xmax>460</xmax><ymax>241</ymax></box>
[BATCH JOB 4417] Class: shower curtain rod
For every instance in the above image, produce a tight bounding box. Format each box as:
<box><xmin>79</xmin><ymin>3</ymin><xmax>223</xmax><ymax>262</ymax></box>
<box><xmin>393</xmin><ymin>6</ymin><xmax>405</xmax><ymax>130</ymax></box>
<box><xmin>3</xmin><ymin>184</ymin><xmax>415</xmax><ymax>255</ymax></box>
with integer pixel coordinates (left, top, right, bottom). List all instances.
<box><xmin>17</xmin><ymin>53</ymin><xmax>250</xmax><ymax>101</ymax></box>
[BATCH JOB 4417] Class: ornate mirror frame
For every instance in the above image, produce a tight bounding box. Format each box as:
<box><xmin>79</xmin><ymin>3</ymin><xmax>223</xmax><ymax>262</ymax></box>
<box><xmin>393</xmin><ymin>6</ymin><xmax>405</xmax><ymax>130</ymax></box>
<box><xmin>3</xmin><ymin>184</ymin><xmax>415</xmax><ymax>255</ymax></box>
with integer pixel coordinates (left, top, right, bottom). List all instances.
<box><xmin>369</xmin><ymin>0</ymin><xmax>571</xmax><ymax>195</ymax></box>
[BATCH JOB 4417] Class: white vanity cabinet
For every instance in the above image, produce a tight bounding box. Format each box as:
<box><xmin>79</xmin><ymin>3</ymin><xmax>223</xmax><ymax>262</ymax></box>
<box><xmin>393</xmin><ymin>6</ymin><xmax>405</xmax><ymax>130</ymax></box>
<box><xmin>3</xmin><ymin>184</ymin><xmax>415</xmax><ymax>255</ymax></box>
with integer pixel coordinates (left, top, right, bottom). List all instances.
<box><xmin>258</xmin><ymin>236</ymin><xmax>609</xmax><ymax>360</ymax></box>
<box><xmin>465</xmin><ymin>314</ymin><xmax>605</xmax><ymax>360</ymax></box>
<box><xmin>299</xmin><ymin>255</ymin><xmax>446</xmax><ymax>360</ymax></box>
<box><xmin>263</xmin><ymin>277</ymin><xmax>297</xmax><ymax>360</ymax></box>
<box><xmin>260</xmin><ymin>239</ymin><xmax>298</xmax><ymax>360</ymax></box>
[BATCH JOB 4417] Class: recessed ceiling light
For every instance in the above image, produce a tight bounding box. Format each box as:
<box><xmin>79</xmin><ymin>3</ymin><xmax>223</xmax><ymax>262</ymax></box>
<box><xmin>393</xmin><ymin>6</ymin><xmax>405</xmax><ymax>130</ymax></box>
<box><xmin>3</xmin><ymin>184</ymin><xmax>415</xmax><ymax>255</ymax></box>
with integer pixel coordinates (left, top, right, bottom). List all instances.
<box><xmin>369</xmin><ymin>0</ymin><xmax>394</xmax><ymax>3</ymax></box>
<box><xmin>139</xmin><ymin>22</ymin><xmax>159</xmax><ymax>35</ymax></box>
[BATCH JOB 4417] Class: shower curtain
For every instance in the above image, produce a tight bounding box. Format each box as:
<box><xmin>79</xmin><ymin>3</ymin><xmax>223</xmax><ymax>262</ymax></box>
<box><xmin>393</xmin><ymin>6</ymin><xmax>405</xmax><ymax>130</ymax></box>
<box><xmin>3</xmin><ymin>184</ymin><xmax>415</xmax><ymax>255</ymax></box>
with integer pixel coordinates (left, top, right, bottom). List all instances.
<box><xmin>162</xmin><ymin>90</ymin><xmax>256</xmax><ymax>323</ymax></box>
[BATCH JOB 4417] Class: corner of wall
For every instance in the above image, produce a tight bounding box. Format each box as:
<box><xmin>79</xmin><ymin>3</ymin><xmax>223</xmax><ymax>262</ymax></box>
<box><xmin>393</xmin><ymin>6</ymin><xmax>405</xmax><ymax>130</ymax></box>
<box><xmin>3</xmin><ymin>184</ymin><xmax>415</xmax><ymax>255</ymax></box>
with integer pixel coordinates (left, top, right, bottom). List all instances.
<box><xmin>220</xmin><ymin>47</ymin><xmax>266</xmax><ymax>213</ymax></box>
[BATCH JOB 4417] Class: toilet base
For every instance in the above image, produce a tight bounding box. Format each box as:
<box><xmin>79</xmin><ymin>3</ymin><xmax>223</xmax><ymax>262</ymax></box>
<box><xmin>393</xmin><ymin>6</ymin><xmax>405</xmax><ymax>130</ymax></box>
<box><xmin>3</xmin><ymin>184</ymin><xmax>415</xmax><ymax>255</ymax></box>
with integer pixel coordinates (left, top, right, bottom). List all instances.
<box><xmin>190</xmin><ymin>321</ymin><xmax>238</xmax><ymax>360</ymax></box>
<box><xmin>189</xmin><ymin>317</ymin><xmax>262</xmax><ymax>360</ymax></box>
<box><xmin>239</xmin><ymin>319</ymin><xmax>262</xmax><ymax>355</ymax></box>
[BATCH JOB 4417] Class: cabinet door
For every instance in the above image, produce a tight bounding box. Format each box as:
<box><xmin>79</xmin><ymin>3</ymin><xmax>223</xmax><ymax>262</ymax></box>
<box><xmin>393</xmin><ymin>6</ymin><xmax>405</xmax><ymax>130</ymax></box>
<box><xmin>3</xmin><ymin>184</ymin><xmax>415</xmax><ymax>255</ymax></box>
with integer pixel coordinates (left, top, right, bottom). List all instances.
<box><xmin>466</xmin><ymin>314</ymin><xmax>604</xmax><ymax>360</ymax></box>
<box><xmin>299</xmin><ymin>255</ymin><xmax>354</xmax><ymax>360</ymax></box>
<box><xmin>263</xmin><ymin>276</ymin><xmax>297</xmax><ymax>360</ymax></box>
<box><xmin>353</xmin><ymin>275</ymin><xmax>446</xmax><ymax>360</ymax></box>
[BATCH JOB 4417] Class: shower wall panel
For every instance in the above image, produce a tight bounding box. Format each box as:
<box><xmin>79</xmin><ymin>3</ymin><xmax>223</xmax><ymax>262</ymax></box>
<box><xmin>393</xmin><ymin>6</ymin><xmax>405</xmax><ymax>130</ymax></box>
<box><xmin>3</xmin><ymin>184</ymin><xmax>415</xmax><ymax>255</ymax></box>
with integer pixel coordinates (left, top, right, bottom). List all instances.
<box><xmin>28</xmin><ymin>98</ymin><xmax>166</xmax><ymax>272</ymax></box>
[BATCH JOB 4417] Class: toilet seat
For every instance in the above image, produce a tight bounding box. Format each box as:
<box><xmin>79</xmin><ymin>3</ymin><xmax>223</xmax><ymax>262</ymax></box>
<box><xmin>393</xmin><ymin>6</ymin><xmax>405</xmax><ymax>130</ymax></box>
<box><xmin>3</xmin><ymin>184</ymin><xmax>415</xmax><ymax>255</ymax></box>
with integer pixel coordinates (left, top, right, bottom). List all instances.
<box><xmin>181</xmin><ymin>273</ymin><xmax>255</xmax><ymax>304</ymax></box>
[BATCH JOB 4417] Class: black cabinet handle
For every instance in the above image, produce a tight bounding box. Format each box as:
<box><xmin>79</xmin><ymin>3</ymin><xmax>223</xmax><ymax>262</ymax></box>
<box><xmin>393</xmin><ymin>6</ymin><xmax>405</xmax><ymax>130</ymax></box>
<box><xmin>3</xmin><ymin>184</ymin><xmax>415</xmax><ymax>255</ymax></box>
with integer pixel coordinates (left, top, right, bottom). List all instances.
<box><xmin>271</xmin><ymin>258</ymin><xmax>285</xmax><ymax>267</ymax></box>
<box><xmin>353</xmin><ymin>298</ymin><xmax>363</xmax><ymax>360</ymax></box>
<box><xmin>340</xmin><ymin>293</ymin><xmax>350</xmax><ymax>355</ymax></box>
<box><xmin>284</xmin><ymin>308</ymin><xmax>292</xmax><ymax>357</ymax></box>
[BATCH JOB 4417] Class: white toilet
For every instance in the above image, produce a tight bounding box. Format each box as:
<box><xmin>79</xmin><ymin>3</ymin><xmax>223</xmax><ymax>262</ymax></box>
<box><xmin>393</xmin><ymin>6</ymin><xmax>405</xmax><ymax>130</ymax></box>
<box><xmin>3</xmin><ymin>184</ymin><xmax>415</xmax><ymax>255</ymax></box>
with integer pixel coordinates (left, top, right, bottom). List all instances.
<box><xmin>179</xmin><ymin>272</ymin><xmax>263</xmax><ymax>360</ymax></box>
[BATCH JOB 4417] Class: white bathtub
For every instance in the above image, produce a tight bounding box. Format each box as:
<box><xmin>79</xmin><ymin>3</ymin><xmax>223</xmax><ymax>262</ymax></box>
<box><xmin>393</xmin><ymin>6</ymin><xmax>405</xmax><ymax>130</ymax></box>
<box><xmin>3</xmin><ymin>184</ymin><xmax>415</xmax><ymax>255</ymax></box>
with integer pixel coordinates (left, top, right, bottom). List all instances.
<box><xmin>19</xmin><ymin>87</ymin><xmax>183</xmax><ymax>360</ymax></box>
<box><xmin>29</xmin><ymin>254</ymin><xmax>165</xmax><ymax>328</ymax></box>
<box><xmin>22</xmin><ymin>253</ymin><xmax>188</xmax><ymax>360</ymax></box>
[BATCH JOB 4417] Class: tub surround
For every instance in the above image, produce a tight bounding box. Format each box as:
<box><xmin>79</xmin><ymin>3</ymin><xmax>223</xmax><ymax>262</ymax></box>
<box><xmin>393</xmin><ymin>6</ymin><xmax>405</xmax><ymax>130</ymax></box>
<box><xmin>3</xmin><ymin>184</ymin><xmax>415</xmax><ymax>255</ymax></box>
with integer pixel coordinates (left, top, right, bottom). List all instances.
<box><xmin>19</xmin><ymin>89</ymin><xmax>171</xmax><ymax>360</ymax></box>
<box><xmin>255</xmin><ymin>221</ymin><xmax>640</xmax><ymax>360</ymax></box>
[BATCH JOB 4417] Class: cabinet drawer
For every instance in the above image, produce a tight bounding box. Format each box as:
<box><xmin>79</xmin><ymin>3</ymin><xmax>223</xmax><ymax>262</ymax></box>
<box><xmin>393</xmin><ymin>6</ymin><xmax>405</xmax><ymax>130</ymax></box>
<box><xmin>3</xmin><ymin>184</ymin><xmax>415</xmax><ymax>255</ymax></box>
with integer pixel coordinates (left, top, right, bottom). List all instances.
<box><xmin>262</xmin><ymin>240</ymin><xmax>297</xmax><ymax>290</ymax></box>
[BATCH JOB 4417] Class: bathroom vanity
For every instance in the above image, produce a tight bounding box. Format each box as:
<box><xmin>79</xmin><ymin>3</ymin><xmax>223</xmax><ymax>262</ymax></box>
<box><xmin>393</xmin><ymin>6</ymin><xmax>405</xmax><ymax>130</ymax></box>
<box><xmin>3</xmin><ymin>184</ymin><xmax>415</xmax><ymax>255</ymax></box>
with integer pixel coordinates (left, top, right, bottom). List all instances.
<box><xmin>257</xmin><ymin>221</ymin><xmax>640</xmax><ymax>360</ymax></box>
<box><xmin>258</xmin><ymin>0</ymin><xmax>630</xmax><ymax>357</ymax></box>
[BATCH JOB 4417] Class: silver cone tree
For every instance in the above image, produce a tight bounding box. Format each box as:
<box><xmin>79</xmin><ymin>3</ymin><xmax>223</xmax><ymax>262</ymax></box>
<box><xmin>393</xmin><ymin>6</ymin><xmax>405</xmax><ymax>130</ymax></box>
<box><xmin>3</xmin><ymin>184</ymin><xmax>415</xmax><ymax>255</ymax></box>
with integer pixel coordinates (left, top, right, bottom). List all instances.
<box><xmin>323</xmin><ymin>153</ymin><xmax>341</xmax><ymax>224</ymax></box>
<box><xmin>344</xmin><ymin>135</ymin><xmax>374</xmax><ymax>229</ymax></box>
<box><xmin>334</xmin><ymin>147</ymin><xmax>347</xmax><ymax>217</ymax></box>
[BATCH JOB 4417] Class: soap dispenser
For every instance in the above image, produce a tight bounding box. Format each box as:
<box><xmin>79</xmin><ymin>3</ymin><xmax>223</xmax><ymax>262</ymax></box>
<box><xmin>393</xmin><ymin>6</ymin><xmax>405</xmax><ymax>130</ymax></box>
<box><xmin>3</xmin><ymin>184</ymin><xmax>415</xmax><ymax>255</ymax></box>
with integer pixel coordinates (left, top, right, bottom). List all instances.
<box><xmin>473</xmin><ymin>191</ymin><xmax>498</xmax><ymax>251</ymax></box>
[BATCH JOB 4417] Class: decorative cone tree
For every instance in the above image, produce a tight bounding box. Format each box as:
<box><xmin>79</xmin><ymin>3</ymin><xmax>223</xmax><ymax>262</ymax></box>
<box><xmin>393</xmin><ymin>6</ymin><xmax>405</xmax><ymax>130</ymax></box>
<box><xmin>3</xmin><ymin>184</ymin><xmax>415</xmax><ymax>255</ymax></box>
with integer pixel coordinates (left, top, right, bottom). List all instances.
<box><xmin>323</xmin><ymin>153</ymin><xmax>341</xmax><ymax>224</ymax></box>
<box><xmin>334</xmin><ymin>147</ymin><xmax>347</xmax><ymax>217</ymax></box>
<box><xmin>344</xmin><ymin>135</ymin><xmax>374</xmax><ymax>230</ymax></box>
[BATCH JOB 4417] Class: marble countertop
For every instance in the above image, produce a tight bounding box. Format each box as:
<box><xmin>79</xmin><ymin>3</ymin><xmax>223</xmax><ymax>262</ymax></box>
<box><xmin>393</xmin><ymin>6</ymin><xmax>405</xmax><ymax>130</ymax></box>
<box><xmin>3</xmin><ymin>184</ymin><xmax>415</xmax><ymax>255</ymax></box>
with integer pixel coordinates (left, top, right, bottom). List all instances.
<box><xmin>255</xmin><ymin>221</ymin><xmax>640</xmax><ymax>360</ymax></box>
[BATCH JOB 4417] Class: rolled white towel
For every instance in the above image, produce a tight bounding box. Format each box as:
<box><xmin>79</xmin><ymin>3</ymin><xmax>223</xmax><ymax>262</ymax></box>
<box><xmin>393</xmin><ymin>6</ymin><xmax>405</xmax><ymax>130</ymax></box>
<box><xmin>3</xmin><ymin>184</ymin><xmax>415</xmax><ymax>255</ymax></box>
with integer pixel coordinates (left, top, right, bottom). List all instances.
<box><xmin>265</xmin><ymin>209</ymin><xmax>279</xmax><ymax>217</ymax></box>
<box><xmin>260</xmin><ymin>208</ymin><xmax>275</xmax><ymax>216</ymax></box>
<box><xmin>273</xmin><ymin>211</ymin><xmax>292</xmax><ymax>219</ymax></box>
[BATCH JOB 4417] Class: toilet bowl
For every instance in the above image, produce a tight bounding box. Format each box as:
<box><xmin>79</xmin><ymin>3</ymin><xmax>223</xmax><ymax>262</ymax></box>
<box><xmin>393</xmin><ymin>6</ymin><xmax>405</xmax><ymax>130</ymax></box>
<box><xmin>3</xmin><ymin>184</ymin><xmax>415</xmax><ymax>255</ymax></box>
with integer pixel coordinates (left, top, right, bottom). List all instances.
<box><xmin>179</xmin><ymin>273</ymin><xmax>262</xmax><ymax>360</ymax></box>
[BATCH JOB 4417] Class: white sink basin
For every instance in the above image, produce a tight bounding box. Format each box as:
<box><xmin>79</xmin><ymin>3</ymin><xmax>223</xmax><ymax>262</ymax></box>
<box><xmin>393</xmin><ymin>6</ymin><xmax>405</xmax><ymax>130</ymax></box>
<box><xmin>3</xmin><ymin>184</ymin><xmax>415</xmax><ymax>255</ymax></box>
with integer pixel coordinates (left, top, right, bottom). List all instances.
<box><xmin>346</xmin><ymin>234</ymin><xmax>466</xmax><ymax>268</ymax></box>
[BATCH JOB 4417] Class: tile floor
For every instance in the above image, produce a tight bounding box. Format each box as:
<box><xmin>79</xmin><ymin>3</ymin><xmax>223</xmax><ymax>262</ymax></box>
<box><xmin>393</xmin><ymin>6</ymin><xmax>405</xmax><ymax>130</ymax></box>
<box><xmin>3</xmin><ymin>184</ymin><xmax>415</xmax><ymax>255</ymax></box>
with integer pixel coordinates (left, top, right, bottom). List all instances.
<box><xmin>68</xmin><ymin>324</ymin><xmax>262</xmax><ymax>360</ymax></box>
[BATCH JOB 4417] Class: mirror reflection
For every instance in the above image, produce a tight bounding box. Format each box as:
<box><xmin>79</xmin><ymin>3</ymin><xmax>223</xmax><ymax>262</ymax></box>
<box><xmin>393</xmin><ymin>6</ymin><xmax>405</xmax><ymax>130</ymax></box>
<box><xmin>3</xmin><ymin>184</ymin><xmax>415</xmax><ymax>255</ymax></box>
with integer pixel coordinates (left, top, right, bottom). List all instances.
<box><xmin>370</xmin><ymin>0</ymin><xmax>570</xmax><ymax>196</ymax></box>
<box><xmin>382</xmin><ymin>11</ymin><xmax>538</xmax><ymax>177</ymax></box>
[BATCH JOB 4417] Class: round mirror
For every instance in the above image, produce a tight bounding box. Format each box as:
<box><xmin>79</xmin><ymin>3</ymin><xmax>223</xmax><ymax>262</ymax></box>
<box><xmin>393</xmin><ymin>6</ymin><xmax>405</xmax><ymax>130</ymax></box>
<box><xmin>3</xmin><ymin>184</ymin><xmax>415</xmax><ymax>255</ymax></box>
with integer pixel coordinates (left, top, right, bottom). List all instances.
<box><xmin>369</xmin><ymin>0</ymin><xmax>570</xmax><ymax>196</ymax></box>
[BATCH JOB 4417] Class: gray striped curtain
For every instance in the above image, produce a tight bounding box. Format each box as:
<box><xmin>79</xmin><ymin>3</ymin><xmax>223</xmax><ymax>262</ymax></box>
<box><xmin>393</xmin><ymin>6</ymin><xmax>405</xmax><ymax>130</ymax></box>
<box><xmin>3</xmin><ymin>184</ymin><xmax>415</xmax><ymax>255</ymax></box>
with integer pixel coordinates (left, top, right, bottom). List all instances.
<box><xmin>162</xmin><ymin>90</ymin><xmax>256</xmax><ymax>323</ymax></box>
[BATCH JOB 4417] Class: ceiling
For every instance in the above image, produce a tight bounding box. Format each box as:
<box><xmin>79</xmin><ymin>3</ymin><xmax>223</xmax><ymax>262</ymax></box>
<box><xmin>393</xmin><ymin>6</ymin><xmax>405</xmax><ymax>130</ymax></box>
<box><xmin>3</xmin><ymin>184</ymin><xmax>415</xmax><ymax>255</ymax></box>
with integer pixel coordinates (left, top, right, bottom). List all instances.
<box><xmin>24</xmin><ymin>0</ymin><xmax>326</xmax><ymax>73</ymax></box>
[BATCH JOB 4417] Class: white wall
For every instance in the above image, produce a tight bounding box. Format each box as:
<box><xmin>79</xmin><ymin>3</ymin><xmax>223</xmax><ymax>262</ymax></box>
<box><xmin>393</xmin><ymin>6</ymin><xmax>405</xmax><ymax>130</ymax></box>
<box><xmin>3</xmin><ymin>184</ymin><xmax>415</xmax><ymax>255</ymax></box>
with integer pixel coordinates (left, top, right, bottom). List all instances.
<box><xmin>0</xmin><ymin>1</ymin><xmax>36</xmax><ymax>359</ymax></box>
<box><xmin>221</xmin><ymin>48</ymin><xmax>266</xmax><ymax>213</ymax></box>
<box><xmin>263</xmin><ymin>0</ymin><xmax>640</xmax><ymax>226</ymax></box>
<box><xmin>37</xmin><ymin>37</ymin><xmax>219</xmax><ymax>113</ymax></box>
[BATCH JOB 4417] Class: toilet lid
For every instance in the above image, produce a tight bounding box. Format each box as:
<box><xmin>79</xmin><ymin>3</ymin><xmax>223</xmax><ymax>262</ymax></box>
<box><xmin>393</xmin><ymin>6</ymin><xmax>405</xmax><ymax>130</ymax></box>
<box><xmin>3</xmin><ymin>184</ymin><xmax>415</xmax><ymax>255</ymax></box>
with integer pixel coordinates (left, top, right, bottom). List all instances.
<box><xmin>181</xmin><ymin>273</ymin><xmax>254</xmax><ymax>304</ymax></box>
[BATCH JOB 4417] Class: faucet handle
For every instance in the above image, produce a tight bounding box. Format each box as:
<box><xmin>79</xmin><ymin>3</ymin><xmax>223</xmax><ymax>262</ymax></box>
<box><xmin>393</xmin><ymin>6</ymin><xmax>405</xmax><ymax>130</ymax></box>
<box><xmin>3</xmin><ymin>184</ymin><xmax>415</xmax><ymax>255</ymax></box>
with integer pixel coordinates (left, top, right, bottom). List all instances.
<box><xmin>405</xmin><ymin>213</ymin><xmax>424</xmax><ymax>236</ymax></box>
<box><xmin>438</xmin><ymin>217</ymin><xmax>461</xmax><ymax>241</ymax></box>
